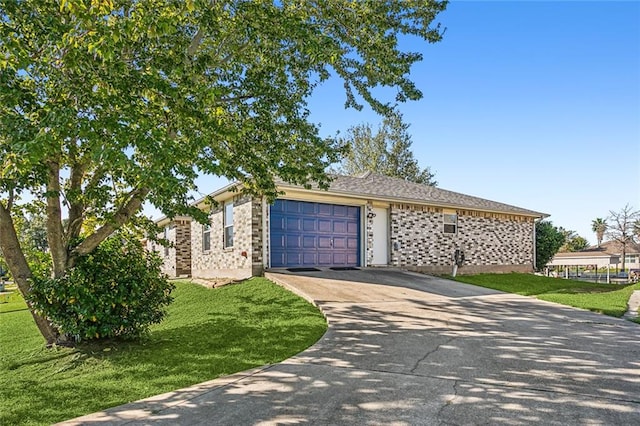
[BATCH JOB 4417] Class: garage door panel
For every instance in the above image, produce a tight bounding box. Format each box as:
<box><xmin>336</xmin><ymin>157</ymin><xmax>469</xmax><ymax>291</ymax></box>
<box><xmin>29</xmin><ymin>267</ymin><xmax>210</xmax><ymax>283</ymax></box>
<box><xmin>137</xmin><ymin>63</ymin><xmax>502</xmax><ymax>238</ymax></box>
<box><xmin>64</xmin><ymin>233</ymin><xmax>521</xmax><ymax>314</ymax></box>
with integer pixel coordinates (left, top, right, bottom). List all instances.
<box><xmin>318</xmin><ymin>236</ymin><xmax>332</xmax><ymax>248</ymax></box>
<box><xmin>318</xmin><ymin>219</ymin><xmax>332</xmax><ymax>232</ymax></box>
<box><xmin>302</xmin><ymin>203</ymin><xmax>316</xmax><ymax>215</ymax></box>
<box><xmin>317</xmin><ymin>252</ymin><xmax>333</xmax><ymax>266</ymax></box>
<box><xmin>270</xmin><ymin>216</ymin><xmax>285</xmax><ymax>232</ymax></box>
<box><xmin>347</xmin><ymin>237</ymin><xmax>358</xmax><ymax>249</ymax></box>
<box><xmin>302</xmin><ymin>252</ymin><xmax>317</xmax><ymax>265</ymax></box>
<box><xmin>285</xmin><ymin>200</ymin><xmax>301</xmax><ymax>213</ymax></box>
<box><xmin>271</xmin><ymin>234</ymin><xmax>285</xmax><ymax>250</ymax></box>
<box><xmin>332</xmin><ymin>252</ymin><xmax>347</xmax><ymax>264</ymax></box>
<box><xmin>287</xmin><ymin>251</ymin><xmax>302</xmax><ymax>265</ymax></box>
<box><xmin>286</xmin><ymin>217</ymin><xmax>301</xmax><ymax>231</ymax></box>
<box><xmin>303</xmin><ymin>218</ymin><xmax>316</xmax><ymax>231</ymax></box>
<box><xmin>333</xmin><ymin>205</ymin><xmax>347</xmax><ymax>217</ymax></box>
<box><xmin>333</xmin><ymin>221</ymin><xmax>346</xmax><ymax>233</ymax></box>
<box><xmin>270</xmin><ymin>199</ymin><xmax>360</xmax><ymax>268</ymax></box>
<box><xmin>286</xmin><ymin>235</ymin><xmax>302</xmax><ymax>248</ymax></box>
<box><xmin>333</xmin><ymin>238</ymin><xmax>346</xmax><ymax>249</ymax></box>
<box><xmin>317</xmin><ymin>204</ymin><xmax>333</xmax><ymax>216</ymax></box>
<box><xmin>302</xmin><ymin>236</ymin><xmax>316</xmax><ymax>248</ymax></box>
<box><xmin>271</xmin><ymin>251</ymin><xmax>286</xmax><ymax>266</ymax></box>
<box><xmin>347</xmin><ymin>222</ymin><xmax>358</xmax><ymax>234</ymax></box>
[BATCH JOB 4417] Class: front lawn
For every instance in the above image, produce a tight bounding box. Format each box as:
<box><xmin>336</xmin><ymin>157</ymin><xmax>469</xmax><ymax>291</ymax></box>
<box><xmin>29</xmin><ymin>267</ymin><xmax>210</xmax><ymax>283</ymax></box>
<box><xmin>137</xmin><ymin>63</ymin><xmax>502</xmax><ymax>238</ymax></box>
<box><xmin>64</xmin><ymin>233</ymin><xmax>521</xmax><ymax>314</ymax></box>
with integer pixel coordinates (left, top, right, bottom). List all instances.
<box><xmin>0</xmin><ymin>279</ymin><xmax>327</xmax><ymax>425</ymax></box>
<box><xmin>453</xmin><ymin>273</ymin><xmax>640</xmax><ymax>319</ymax></box>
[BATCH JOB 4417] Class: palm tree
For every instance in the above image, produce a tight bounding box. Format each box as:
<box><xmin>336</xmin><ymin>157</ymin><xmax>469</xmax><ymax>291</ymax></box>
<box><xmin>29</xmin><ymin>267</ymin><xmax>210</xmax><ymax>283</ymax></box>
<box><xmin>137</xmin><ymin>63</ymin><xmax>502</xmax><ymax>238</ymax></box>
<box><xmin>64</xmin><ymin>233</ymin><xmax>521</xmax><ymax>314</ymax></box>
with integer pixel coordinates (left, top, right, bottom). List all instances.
<box><xmin>591</xmin><ymin>218</ymin><xmax>607</xmax><ymax>247</ymax></box>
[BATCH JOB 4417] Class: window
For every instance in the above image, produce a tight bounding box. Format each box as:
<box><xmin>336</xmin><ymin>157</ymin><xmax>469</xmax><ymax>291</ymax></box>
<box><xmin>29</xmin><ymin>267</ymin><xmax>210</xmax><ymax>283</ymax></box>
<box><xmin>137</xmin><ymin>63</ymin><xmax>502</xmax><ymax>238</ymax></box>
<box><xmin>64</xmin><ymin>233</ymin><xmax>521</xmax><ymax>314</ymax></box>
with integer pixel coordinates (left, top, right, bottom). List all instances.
<box><xmin>202</xmin><ymin>223</ymin><xmax>211</xmax><ymax>252</ymax></box>
<box><xmin>443</xmin><ymin>213</ymin><xmax>457</xmax><ymax>234</ymax></box>
<box><xmin>625</xmin><ymin>255</ymin><xmax>637</xmax><ymax>263</ymax></box>
<box><xmin>224</xmin><ymin>201</ymin><xmax>234</xmax><ymax>248</ymax></box>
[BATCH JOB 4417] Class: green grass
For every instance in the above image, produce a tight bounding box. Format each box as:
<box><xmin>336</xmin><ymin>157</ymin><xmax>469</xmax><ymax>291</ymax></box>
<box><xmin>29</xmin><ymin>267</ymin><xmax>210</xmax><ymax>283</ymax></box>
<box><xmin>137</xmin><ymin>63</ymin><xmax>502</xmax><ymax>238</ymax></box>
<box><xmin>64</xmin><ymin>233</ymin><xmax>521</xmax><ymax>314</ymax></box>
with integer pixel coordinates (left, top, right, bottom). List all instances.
<box><xmin>0</xmin><ymin>278</ymin><xmax>327</xmax><ymax>425</ymax></box>
<box><xmin>453</xmin><ymin>273</ymin><xmax>640</xmax><ymax>318</ymax></box>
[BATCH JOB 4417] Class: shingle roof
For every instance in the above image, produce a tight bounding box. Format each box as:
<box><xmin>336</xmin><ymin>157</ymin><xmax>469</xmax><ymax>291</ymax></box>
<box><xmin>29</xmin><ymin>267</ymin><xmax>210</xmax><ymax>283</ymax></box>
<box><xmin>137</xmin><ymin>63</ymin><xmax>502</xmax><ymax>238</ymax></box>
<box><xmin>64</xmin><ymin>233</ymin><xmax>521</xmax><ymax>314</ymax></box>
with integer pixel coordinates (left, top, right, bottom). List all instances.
<box><xmin>593</xmin><ymin>240</ymin><xmax>640</xmax><ymax>255</ymax></box>
<box><xmin>278</xmin><ymin>172</ymin><xmax>546</xmax><ymax>218</ymax></box>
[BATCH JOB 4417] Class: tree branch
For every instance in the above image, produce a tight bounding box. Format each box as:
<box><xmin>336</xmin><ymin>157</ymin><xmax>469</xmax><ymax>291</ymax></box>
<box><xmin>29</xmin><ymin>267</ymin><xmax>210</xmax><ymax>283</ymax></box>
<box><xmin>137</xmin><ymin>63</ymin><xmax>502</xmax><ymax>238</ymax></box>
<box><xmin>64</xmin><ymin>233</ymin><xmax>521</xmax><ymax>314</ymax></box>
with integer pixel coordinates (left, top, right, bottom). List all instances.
<box><xmin>187</xmin><ymin>29</ymin><xmax>205</xmax><ymax>57</ymax></box>
<box><xmin>70</xmin><ymin>186</ymin><xmax>150</xmax><ymax>260</ymax></box>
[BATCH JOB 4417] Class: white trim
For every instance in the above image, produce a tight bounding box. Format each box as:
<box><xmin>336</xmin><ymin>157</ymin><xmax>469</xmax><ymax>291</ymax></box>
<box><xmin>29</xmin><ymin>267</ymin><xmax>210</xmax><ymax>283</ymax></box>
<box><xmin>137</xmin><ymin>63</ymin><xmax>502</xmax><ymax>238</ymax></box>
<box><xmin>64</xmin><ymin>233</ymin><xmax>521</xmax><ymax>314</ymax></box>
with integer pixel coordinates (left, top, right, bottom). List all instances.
<box><xmin>371</xmin><ymin>207</ymin><xmax>389</xmax><ymax>266</ymax></box>
<box><xmin>277</xmin><ymin>189</ymin><xmax>368</xmax><ymax>207</ymax></box>
<box><xmin>262</xmin><ymin>197</ymin><xmax>269</xmax><ymax>269</ymax></box>
<box><xmin>361</xmin><ymin>205</ymin><xmax>367</xmax><ymax>267</ymax></box>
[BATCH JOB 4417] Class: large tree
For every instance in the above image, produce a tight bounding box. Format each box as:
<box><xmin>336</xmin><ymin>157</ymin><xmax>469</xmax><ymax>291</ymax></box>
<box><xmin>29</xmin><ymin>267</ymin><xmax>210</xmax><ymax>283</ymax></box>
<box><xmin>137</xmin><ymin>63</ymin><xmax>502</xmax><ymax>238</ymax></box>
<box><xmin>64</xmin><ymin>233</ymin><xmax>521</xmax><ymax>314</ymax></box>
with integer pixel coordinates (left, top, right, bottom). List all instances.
<box><xmin>0</xmin><ymin>0</ymin><xmax>448</xmax><ymax>344</ymax></box>
<box><xmin>535</xmin><ymin>220</ymin><xmax>565</xmax><ymax>270</ymax></box>
<box><xmin>606</xmin><ymin>204</ymin><xmax>640</xmax><ymax>273</ymax></box>
<box><xmin>336</xmin><ymin>109</ymin><xmax>437</xmax><ymax>185</ymax></box>
<box><xmin>591</xmin><ymin>217</ymin><xmax>607</xmax><ymax>248</ymax></box>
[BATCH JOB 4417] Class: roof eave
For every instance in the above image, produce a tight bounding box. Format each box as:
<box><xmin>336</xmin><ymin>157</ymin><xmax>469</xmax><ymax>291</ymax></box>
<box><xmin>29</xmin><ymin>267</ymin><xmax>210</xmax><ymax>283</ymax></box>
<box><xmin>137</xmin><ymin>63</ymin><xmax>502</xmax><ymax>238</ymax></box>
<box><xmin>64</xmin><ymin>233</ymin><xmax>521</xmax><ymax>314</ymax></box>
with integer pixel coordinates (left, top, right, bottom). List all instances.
<box><xmin>277</xmin><ymin>183</ymin><xmax>547</xmax><ymax>219</ymax></box>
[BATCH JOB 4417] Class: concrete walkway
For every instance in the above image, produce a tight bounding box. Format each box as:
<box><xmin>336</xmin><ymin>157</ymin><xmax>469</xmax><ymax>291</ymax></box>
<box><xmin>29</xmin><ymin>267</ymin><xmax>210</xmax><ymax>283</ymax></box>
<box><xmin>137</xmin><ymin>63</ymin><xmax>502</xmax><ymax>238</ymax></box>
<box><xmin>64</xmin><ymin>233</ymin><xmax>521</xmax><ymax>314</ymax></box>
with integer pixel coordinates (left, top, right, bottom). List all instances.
<box><xmin>60</xmin><ymin>269</ymin><xmax>640</xmax><ymax>425</ymax></box>
<box><xmin>625</xmin><ymin>290</ymin><xmax>640</xmax><ymax>319</ymax></box>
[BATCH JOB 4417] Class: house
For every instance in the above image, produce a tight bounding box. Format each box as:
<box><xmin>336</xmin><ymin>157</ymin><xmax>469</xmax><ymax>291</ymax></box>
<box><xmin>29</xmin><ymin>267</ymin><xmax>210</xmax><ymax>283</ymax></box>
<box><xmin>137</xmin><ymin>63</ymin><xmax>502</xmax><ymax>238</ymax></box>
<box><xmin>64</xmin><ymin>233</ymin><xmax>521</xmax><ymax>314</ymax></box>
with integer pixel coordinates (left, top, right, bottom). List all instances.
<box><xmin>153</xmin><ymin>172</ymin><xmax>546</xmax><ymax>279</ymax></box>
<box><xmin>598</xmin><ymin>240</ymin><xmax>640</xmax><ymax>271</ymax></box>
<box><xmin>548</xmin><ymin>240</ymin><xmax>640</xmax><ymax>277</ymax></box>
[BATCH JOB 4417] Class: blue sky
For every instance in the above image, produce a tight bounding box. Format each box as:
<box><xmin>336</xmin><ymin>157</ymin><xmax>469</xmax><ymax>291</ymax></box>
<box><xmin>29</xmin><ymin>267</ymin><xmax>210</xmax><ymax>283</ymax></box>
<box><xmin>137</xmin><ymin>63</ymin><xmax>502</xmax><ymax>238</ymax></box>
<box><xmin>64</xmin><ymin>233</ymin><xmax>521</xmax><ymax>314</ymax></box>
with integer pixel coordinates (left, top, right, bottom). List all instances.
<box><xmin>173</xmin><ymin>1</ymin><xmax>639</xmax><ymax>244</ymax></box>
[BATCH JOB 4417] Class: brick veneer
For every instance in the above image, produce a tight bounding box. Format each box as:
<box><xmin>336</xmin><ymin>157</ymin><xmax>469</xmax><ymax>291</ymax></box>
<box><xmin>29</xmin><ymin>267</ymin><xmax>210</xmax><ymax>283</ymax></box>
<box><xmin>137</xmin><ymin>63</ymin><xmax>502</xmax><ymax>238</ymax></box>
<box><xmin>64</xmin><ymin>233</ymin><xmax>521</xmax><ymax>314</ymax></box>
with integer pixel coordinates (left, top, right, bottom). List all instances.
<box><xmin>190</xmin><ymin>195</ymin><xmax>257</xmax><ymax>280</ymax></box>
<box><xmin>389</xmin><ymin>204</ymin><xmax>534</xmax><ymax>274</ymax></box>
<box><xmin>147</xmin><ymin>219</ymin><xmax>191</xmax><ymax>278</ymax></box>
<box><xmin>174</xmin><ymin>220</ymin><xmax>191</xmax><ymax>276</ymax></box>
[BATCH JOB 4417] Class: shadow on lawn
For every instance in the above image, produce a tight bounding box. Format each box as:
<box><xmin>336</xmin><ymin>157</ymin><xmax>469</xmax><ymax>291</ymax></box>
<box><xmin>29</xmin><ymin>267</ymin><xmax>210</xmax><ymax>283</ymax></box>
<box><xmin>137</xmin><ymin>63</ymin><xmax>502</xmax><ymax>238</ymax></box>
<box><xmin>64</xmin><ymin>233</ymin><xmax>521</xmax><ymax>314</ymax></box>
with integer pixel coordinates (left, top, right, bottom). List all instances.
<box><xmin>1</xmin><ymin>281</ymin><xmax>326</xmax><ymax>425</ymax></box>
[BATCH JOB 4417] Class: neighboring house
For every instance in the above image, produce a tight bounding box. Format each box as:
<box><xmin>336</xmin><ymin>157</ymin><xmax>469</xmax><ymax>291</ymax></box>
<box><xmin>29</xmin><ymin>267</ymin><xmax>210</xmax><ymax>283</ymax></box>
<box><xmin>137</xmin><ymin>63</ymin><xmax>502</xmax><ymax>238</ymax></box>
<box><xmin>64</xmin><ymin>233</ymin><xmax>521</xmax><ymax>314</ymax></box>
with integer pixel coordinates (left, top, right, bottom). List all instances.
<box><xmin>155</xmin><ymin>172</ymin><xmax>546</xmax><ymax>279</ymax></box>
<box><xmin>547</xmin><ymin>240</ymin><xmax>640</xmax><ymax>281</ymax></box>
<box><xmin>597</xmin><ymin>240</ymin><xmax>640</xmax><ymax>271</ymax></box>
<box><xmin>147</xmin><ymin>216</ymin><xmax>192</xmax><ymax>278</ymax></box>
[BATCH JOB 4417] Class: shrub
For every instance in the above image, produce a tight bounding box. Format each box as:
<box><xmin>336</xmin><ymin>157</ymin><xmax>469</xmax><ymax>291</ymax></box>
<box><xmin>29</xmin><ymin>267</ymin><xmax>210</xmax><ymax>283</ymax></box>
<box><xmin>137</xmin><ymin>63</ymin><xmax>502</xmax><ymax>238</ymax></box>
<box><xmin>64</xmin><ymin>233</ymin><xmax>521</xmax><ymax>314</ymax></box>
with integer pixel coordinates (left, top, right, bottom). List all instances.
<box><xmin>28</xmin><ymin>234</ymin><xmax>174</xmax><ymax>341</ymax></box>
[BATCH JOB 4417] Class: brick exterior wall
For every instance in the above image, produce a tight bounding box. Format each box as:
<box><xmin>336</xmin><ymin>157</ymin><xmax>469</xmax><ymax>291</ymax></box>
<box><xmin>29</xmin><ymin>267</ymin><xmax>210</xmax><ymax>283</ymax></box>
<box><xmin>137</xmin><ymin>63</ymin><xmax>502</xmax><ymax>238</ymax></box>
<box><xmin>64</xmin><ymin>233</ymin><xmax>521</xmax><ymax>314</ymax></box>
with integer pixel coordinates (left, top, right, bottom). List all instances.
<box><xmin>174</xmin><ymin>219</ymin><xmax>192</xmax><ymax>276</ymax></box>
<box><xmin>190</xmin><ymin>195</ymin><xmax>257</xmax><ymax>280</ymax></box>
<box><xmin>251</xmin><ymin>198</ymin><xmax>264</xmax><ymax>276</ymax></box>
<box><xmin>146</xmin><ymin>219</ymin><xmax>191</xmax><ymax>278</ymax></box>
<box><xmin>388</xmin><ymin>204</ymin><xmax>535</xmax><ymax>275</ymax></box>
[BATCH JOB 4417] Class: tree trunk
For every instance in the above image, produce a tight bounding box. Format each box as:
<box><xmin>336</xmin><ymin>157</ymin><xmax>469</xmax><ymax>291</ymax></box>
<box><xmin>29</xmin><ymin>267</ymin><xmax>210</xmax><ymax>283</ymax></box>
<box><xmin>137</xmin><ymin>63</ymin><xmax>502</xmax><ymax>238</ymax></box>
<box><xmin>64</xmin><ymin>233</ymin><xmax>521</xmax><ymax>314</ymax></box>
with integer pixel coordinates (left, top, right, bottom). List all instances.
<box><xmin>46</xmin><ymin>161</ymin><xmax>68</xmax><ymax>278</ymax></box>
<box><xmin>0</xmin><ymin>203</ymin><xmax>60</xmax><ymax>345</ymax></box>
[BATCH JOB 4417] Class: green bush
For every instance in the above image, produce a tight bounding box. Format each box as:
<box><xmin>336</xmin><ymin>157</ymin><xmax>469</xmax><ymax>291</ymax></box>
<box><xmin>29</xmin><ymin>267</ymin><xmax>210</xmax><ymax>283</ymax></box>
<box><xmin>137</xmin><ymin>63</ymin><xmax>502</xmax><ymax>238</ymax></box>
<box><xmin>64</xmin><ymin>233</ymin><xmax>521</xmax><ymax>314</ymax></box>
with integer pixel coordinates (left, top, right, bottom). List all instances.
<box><xmin>28</xmin><ymin>234</ymin><xmax>174</xmax><ymax>341</ymax></box>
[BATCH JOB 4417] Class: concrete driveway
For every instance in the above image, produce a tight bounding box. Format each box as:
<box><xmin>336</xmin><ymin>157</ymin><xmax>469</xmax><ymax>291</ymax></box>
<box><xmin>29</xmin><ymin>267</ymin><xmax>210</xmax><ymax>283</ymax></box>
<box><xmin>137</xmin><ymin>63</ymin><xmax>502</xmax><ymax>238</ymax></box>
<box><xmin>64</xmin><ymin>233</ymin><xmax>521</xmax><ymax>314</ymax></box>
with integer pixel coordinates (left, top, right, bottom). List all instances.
<box><xmin>62</xmin><ymin>269</ymin><xmax>640</xmax><ymax>425</ymax></box>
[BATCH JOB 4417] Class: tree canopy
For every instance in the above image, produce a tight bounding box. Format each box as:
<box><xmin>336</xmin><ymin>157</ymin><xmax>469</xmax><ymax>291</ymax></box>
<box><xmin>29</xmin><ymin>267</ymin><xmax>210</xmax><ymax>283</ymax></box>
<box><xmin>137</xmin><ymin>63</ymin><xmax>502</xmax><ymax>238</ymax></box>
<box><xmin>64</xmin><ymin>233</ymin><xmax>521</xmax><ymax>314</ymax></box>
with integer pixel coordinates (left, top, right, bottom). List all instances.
<box><xmin>591</xmin><ymin>218</ymin><xmax>607</xmax><ymax>248</ymax></box>
<box><xmin>558</xmin><ymin>227</ymin><xmax>589</xmax><ymax>253</ymax></box>
<box><xmin>0</xmin><ymin>0</ymin><xmax>448</xmax><ymax>344</ymax></box>
<box><xmin>336</xmin><ymin>110</ymin><xmax>436</xmax><ymax>185</ymax></box>
<box><xmin>535</xmin><ymin>220</ymin><xmax>565</xmax><ymax>270</ymax></box>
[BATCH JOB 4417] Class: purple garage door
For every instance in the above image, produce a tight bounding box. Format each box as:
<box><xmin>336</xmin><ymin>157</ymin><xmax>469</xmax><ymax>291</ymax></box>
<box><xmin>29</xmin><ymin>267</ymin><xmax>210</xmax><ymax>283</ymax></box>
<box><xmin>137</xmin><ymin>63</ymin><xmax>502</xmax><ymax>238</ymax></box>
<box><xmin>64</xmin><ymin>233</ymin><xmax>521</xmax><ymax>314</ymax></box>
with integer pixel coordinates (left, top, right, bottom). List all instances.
<box><xmin>270</xmin><ymin>199</ymin><xmax>360</xmax><ymax>268</ymax></box>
